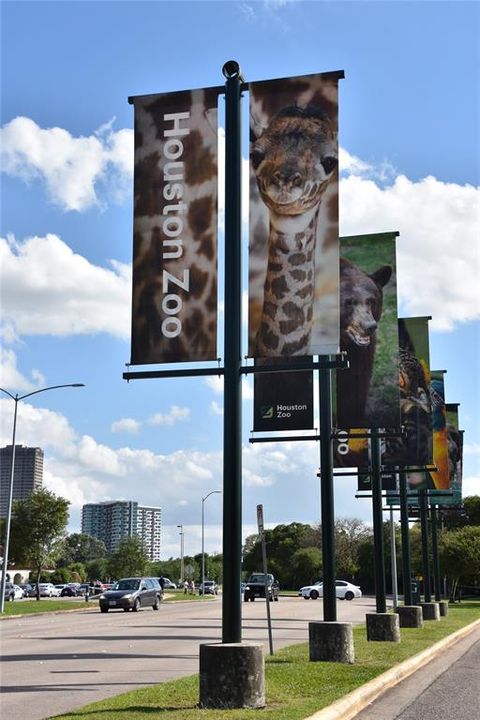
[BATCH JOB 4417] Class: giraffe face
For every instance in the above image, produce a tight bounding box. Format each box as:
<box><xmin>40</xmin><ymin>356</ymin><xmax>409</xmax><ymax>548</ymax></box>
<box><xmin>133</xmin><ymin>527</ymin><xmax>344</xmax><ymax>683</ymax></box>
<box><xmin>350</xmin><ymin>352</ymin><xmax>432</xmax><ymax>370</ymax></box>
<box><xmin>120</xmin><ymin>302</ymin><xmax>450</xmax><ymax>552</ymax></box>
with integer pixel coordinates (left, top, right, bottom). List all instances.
<box><xmin>251</xmin><ymin>106</ymin><xmax>337</xmax><ymax>216</ymax></box>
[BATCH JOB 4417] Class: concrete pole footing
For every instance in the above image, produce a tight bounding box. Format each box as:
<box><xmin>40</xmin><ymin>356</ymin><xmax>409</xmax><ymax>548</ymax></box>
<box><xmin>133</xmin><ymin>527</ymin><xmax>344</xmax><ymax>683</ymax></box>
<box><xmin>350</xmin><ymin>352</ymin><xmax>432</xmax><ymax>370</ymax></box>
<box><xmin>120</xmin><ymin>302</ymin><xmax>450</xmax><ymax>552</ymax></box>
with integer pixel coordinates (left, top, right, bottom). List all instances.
<box><xmin>421</xmin><ymin>602</ymin><xmax>440</xmax><ymax>620</ymax></box>
<box><xmin>366</xmin><ymin>612</ymin><xmax>401</xmax><ymax>642</ymax></box>
<box><xmin>308</xmin><ymin>621</ymin><xmax>354</xmax><ymax>663</ymax></box>
<box><xmin>439</xmin><ymin>600</ymin><xmax>449</xmax><ymax>616</ymax></box>
<box><xmin>199</xmin><ymin>643</ymin><xmax>265</xmax><ymax>709</ymax></box>
<box><xmin>395</xmin><ymin>605</ymin><xmax>424</xmax><ymax>628</ymax></box>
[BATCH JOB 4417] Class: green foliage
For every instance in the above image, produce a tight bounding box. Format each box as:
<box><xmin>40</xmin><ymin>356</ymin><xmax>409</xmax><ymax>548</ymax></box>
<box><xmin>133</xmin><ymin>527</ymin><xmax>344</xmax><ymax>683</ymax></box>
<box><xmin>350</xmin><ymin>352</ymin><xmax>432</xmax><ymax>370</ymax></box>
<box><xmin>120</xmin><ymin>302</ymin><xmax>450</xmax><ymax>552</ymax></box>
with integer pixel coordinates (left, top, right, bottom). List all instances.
<box><xmin>106</xmin><ymin>536</ymin><xmax>150</xmax><ymax>579</ymax></box>
<box><xmin>9</xmin><ymin>487</ymin><xmax>70</xmax><ymax>598</ymax></box>
<box><xmin>440</xmin><ymin>525</ymin><xmax>480</xmax><ymax>599</ymax></box>
<box><xmin>290</xmin><ymin>547</ymin><xmax>322</xmax><ymax>587</ymax></box>
<box><xmin>59</xmin><ymin>533</ymin><xmax>107</xmax><ymax>565</ymax></box>
<box><xmin>85</xmin><ymin>558</ymin><xmax>107</xmax><ymax>582</ymax></box>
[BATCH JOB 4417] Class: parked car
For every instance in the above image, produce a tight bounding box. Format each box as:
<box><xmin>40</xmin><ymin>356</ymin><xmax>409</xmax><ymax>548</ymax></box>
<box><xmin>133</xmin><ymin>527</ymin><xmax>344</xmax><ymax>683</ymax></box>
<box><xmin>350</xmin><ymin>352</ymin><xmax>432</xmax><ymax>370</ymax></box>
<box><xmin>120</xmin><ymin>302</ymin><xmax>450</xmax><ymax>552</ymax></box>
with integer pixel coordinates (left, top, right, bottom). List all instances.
<box><xmin>4</xmin><ymin>582</ymin><xmax>16</xmax><ymax>601</ymax></box>
<box><xmin>244</xmin><ymin>573</ymin><xmax>280</xmax><ymax>602</ymax></box>
<box><xmin>61</xmin><ymin>583</ymin><xmax>82</xmax><ymax>597</ymax></box>
<box><xmin>13</xmin><ymin>584</ymin><xmax>25</xmax><ymax>599</ymax></box>
<box><xmin>38</xmin><ymin>583</ymin><xmax>60</xmax><ymax>597</ymax></box>
<box><xmin>79</xmin><ymin>583</ymin><xmax>103</xmax><ymax>596</ymax></box>
<box><xmin>98</xmin><ymin>577</ymin><xmax>163</xmax><ymax>613</ymax></box>
<box><xmin>298</xmin><ymin>580</ymin><xmax>362</xmax><ymax>601</ymax></box>
<box><xmin>19</xmin><ymin>583</ymin><xmax>35</xmax><ymax>597</ymax></box>
<box><xmin>198</xmin><ymin>580</ymin><xmax>218</xmax><ymax>595</ymax></box>
<box><xmin>160</xmin><ymin>578</ymin><xmax>177</xmax><ymax>590</ymax></box>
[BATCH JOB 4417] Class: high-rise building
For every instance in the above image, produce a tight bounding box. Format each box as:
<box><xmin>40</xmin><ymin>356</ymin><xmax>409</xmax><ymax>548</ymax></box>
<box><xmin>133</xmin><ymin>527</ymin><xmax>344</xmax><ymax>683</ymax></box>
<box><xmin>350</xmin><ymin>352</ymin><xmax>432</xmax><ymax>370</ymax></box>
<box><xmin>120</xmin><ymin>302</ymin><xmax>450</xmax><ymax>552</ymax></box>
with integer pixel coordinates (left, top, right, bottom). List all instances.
<box><xmin>0</xmin><ymin>445</ymin><xmax>44</xmax><ymax>518</ymax></box>
<box><xmin>81</xmin><ymin>501</ymin><xmax>162</xmax><ymax>560</ymax></box>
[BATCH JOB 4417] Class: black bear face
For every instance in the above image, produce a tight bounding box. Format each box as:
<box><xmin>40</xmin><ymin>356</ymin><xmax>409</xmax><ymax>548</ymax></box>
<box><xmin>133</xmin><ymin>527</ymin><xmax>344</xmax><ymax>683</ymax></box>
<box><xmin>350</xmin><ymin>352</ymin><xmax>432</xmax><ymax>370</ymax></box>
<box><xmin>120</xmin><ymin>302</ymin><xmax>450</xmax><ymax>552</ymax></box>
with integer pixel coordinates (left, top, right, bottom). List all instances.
<box><xmin>340</xmin><ymin>258</ymin><xmax>392</xmax><ymax>348</ymax></box>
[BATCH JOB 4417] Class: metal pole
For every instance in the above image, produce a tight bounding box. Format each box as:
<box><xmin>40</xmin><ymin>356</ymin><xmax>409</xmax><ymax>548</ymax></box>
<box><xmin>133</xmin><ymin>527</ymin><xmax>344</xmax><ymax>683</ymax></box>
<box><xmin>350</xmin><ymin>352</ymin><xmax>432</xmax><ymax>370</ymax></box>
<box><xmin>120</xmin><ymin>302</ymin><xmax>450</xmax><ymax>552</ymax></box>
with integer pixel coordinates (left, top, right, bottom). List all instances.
<box><xmin>371</xmin><ymin>434</ymin><xmax>387</xmax><ymax>613</ymax></box>
<box><xmin>389</xmin><ymin>506</ymin><xmax>399</xmax><ymax>609</ymax></box>
<box><xmin>201</xmin><ymin>491</ymin><xmax>221</xmax><ymax>595</ymax></box>
<box><xmin>177</xmin><ymin>525</ymin><xmax>184</xmax><ymax>584</ymax></box>
<box><xmin>430</xmin><ymin>503</ymin><xmax>441</xmax><ymax>601</ymax></box>
<box><xmin>318</xmin><ymin>362</ymin><xmax>336</xmax><ymax>621</ymax></box>
<box><xmin>399</xmin><ymin>470</ymin><xmax>413</xmax><ymax>605</ymax></box>
<box><xmin>221</xmin><ymin>59</ymin><xmax>243</xmax><ymax>644</ymax></box>
<box><xmin>419</xmin><ymin>489</ymin><xmax>431</xmax><ymax>602</ymax></box>
<box><xmin>0</xmin><ymin>383</ymin><xmax>84</xmax><ymax>613</ymax></box>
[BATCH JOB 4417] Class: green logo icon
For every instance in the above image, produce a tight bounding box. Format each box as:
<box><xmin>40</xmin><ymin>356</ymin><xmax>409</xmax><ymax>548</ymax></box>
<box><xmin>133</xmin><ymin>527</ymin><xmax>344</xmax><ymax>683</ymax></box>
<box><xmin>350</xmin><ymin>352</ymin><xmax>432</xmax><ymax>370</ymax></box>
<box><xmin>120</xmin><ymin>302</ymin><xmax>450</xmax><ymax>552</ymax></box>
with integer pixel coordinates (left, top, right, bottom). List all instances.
<box><xmin>261</xmin><ymin>405</ymin><xmax>274</xmax><ymax>420</ymax></box>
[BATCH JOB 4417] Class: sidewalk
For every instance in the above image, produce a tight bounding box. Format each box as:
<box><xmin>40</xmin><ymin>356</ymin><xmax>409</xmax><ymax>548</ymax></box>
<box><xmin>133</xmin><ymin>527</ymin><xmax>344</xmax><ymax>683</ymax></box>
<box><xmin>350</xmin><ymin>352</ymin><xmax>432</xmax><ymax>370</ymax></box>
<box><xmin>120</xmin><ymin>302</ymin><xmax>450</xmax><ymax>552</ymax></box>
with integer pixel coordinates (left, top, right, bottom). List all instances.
<box><xmin>305</xmin><ymin>619</ymin><xmax>480</xmax><ymax>720</ymax></box>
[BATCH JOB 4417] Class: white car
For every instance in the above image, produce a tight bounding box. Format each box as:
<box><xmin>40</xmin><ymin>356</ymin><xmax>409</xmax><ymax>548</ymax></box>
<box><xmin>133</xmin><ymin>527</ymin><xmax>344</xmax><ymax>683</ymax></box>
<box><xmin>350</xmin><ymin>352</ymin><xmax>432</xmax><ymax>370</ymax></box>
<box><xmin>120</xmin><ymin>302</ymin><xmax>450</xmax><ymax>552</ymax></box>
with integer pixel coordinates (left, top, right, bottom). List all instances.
<box><xmin>13</xmin><ymin>584</ymin><xmax>25</xmax><ymax>599</ymax></box>
<box><xmin>38</xmin><ymin>582</ymin><xmax>60</xmax><ymax>597</ymax></box>
<box><xmin>298</xmin><ymin>580</ymin><xmax>362</xmax><ymax>601</ymax></box>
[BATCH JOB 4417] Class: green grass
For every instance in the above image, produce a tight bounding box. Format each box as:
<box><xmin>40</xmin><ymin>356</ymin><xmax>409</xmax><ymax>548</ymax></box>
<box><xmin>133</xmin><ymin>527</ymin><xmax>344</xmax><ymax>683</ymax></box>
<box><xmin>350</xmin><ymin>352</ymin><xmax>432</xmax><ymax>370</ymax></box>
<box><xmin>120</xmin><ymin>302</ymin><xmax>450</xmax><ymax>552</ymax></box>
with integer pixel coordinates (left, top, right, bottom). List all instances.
<box><xmin>50</xmin><ymin>602</ymin><xmax>480</xmax><ymax>720</ymax></box>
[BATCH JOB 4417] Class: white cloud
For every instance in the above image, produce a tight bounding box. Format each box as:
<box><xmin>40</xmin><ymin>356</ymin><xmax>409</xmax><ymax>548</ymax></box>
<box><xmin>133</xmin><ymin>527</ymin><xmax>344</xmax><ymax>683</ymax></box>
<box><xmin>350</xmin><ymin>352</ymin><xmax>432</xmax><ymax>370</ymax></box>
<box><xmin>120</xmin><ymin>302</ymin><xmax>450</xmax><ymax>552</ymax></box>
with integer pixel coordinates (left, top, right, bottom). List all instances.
<box><xmin>339</xmin><ymin>171</ymin><xmax>480</xmax><ymax>330</ymax></box>
<box><xmin>111</xmin><ymin>418</ymin><xmax>141</xmax><ymax>434</ymax></box>
<box><xmin>0</xmin><ymin>348</ymin><xmax>46</xmax><ymax>392</ymax></box>
<box><xmin>147</xmin><ymin>405</ymin><xmax>191</xmax><ymax>426</ymax></box>
<box><xmin>204</xmin><ymin>376</ymin><xmax>224</xmax><ymax>395</ymax></box>
<box><xmin>0</xmin><ymin>233</ymin><xmax>131</xmax><ymax>340</ymax></box>
<box><xmin>210</xmin><ymin>400</ymin><xmax>223</xmax><ymax>416</ymax></box>
<box><xmin>0</xmin><ymin>116</ymin><xmax>133</xmax><ymax>211</ymax></box>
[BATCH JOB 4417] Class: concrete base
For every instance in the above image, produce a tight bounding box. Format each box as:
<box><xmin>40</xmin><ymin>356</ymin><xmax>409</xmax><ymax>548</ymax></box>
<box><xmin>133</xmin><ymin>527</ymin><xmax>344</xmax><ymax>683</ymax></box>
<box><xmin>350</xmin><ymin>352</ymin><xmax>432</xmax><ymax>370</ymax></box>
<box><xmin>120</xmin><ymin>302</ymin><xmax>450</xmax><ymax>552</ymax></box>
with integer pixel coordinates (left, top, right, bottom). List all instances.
<box><xmin>366</xmin><ymin>613</ymin><xmax>401</xmax><ymax>642</ymax></box>
<box><xmin>439</xmin><ymin>600</ymin><xmax>449</xmax><ymax>617</ymax></box>
<box><xmin>421</xmin><ymin>602</ymin><xmax>440</xmax><ymax>620</ymax></box>
<box><xmin>396</xmin><ymin>605</ymin><xmax>424</xmax><ymax>628</ymax></box>
<box><xmin>199</xmin><ymin>643</ymin><xmax>265</xmax><ymax>709</ymax></box>
<box><xmin>308</xmin><ymin>621</ymin><xmax>354</xmax><ymax>663</ymax></box>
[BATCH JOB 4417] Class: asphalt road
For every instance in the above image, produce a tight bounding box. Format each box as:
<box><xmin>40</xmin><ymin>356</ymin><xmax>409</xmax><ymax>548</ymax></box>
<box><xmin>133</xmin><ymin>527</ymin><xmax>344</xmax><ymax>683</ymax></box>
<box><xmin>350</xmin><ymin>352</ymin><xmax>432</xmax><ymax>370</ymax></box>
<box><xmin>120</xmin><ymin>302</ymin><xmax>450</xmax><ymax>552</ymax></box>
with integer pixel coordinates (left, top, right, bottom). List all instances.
<box><xmin>1</xmin><ymin>595</ymin><xmax>376</xmax><ymax>720</ymax></box>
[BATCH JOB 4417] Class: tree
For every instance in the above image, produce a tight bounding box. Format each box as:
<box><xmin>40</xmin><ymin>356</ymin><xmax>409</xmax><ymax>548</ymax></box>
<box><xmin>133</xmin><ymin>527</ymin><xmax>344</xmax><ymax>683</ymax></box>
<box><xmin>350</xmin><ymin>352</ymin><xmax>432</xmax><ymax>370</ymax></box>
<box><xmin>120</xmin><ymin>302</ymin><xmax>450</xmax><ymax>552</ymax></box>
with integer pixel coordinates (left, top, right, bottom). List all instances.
<box><xmin>439</xmin><ymin>526</ymin><xmax>480</xmax><ymax>600</ymax></box>
<box><xmin>290</xmin><ymin>547</ymin><xmax>322</xmax><ymax>587</ymax></box>
<box><xmin>9</xmin><ymin>488</ymin><xmax>70</xmax><ymax>600</ymax></box>
<box><xmin>464</xmin><ymin>496</ymin><xmax>480</xmax><ymax>526</ymax></box>
<box><xmin>107</xmin><ymin>536</ymin><xmax>149</xmax><ymax>579</ymax></box>
<box><xmin>335</xmin><ymin>518</ymin><xmax>370</xmax><ymax>582</ymax></box>
<box><xmin>59</xmin><ymin>533</ymin><xmax>106</xmax><ymax>566</ymax></box>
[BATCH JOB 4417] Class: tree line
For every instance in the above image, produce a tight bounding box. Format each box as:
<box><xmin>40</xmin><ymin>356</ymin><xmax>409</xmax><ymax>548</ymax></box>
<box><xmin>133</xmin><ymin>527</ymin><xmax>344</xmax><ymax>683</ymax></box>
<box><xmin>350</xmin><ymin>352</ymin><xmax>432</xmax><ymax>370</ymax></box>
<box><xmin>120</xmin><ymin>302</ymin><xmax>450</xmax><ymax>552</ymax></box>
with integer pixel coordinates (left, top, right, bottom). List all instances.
<box><xmin>2</xmin><ymin>488</ymin><xmax>479</xmax><ymax>600</ymax></box>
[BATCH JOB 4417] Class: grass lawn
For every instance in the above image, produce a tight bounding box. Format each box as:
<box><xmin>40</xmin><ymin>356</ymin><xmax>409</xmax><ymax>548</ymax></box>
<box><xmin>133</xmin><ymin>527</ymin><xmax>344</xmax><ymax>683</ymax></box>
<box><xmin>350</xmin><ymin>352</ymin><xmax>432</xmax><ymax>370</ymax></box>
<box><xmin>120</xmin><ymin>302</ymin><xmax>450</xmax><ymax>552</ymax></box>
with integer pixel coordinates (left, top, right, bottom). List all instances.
<box><xmin>50</xmin><ymin>602</ymin><xmax>480</xmax><ymax>720</ymax></box>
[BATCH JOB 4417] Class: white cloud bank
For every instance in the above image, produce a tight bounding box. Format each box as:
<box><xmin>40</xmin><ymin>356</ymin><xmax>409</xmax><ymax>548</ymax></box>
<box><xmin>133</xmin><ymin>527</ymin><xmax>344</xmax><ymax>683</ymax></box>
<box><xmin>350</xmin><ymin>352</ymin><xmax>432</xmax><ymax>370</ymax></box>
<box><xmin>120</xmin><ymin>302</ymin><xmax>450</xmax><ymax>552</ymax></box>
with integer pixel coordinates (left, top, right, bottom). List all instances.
<box><xmin>0</xmin><ymin>117</ymin><xmax>133</xmax><ymax>211</ymax></box>
<box><xmin>0</xmin><ymin>233</ymin><xmax>131</xmax><ymax>341</ymax></box>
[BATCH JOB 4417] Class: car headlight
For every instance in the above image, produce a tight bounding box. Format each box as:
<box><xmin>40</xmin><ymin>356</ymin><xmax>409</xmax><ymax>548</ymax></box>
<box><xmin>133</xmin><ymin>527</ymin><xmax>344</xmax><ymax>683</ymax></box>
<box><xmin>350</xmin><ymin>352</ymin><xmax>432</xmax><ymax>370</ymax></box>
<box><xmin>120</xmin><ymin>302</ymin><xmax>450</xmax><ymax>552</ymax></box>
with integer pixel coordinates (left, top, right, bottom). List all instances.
<box><xmin>98</xmin><ymin>594</ymin><xmax>106</xmax><ymax>600</ymax></box>
<box><xmin>122</xmin><ymin>594</ymin><xmax>132</xmax><ymax>599</ymax></box>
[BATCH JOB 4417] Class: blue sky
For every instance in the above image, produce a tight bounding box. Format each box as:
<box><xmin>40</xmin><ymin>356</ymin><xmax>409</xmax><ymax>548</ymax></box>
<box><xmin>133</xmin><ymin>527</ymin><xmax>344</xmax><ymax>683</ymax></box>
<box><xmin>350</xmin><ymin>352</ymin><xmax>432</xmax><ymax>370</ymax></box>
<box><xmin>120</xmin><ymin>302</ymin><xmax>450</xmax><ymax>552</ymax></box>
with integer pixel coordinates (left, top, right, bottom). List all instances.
<box><xmin>1</xmin><ymin>0</ymin><xmax>479</xmax><ymax>559</ymax></box>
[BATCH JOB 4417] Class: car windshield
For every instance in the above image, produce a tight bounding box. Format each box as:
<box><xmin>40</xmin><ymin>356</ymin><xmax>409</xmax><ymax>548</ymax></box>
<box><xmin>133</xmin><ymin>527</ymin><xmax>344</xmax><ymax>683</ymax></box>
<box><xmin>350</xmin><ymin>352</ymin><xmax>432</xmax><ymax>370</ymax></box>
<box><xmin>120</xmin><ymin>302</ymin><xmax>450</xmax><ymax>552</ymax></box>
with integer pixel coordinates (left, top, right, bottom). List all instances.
<box><xmin>113</xmin><ymin>579</ymin><xmax>140</xmax><ymax>591</ymax></box>
<box><xmin>248</xmin><ymin>574</ymin><xmax>273</xmax><ymax>583</ymax></box>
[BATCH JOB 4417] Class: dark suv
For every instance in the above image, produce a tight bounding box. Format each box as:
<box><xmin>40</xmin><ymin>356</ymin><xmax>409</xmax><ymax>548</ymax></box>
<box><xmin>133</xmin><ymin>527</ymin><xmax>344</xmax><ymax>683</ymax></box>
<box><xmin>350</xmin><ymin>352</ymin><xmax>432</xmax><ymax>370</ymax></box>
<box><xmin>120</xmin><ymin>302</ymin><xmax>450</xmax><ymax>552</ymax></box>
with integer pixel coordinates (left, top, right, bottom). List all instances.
<box><xmin>98</xmin><ymin>577</ymin><xmax>163</xmax><ymax>612</ymax></box>
<box><xmin>244</xmin><ymin>573</ymin><xmax>279</xmax><ymax>602</ymax></box>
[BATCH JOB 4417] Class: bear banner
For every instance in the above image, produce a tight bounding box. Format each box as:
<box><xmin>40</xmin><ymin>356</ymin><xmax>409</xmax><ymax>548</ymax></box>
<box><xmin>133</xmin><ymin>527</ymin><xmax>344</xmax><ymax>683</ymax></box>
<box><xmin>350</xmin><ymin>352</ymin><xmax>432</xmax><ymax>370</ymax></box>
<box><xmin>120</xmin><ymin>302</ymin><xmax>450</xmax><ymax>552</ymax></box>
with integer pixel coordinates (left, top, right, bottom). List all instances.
<box><xmin>248</xmin><ymin>71</ymin><xmax>343</xmax><ymax>359</ymax></box>
<box><xmin>333</xmin><ymin>232</ymin><xmax>401</xmax><ymax>469</ymax></box>
<box><xmin>129</xmin><ymin>87</ymin><xmax>219</xmax><ymax>365</ymax></box>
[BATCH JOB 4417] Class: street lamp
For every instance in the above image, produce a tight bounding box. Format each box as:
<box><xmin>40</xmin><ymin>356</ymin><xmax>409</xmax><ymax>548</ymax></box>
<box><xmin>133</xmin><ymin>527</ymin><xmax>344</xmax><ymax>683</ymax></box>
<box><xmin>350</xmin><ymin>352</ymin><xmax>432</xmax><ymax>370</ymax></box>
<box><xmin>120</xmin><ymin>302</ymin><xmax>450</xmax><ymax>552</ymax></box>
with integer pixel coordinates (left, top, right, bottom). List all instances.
<box><xmin>177</xmin><ymin>524</ymin><xmax>184</xmax><ymax>585</ymax></box>
<box><xmin>0</xmin><ymin>383</ymin><xmax>85</xmax><ymax>613</ymax></box>
<box><xmin>201</xmin><ymin>490</ymin><xmax>221</xmax><ymax>595</ymax></box>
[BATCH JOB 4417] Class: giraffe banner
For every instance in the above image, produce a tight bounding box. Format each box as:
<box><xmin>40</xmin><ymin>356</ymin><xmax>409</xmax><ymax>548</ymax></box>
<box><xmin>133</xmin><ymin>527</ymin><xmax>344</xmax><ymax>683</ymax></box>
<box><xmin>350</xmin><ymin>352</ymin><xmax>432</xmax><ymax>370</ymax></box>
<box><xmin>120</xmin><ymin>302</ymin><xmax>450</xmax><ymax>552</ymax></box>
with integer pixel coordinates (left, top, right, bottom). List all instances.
<box><xmin>130</xmin><ymin>87</ymin><xmax>219</xmax><ymax>365</ymax></box>
<box><xmin>333</xmin><ymin>232</ymin><xmax>401</xmax><ymax>470</ymax></box>
<box><xmin>248</xmin><ymin>71</ymin><xmax>343</xmax><ymax>359</ymax></box>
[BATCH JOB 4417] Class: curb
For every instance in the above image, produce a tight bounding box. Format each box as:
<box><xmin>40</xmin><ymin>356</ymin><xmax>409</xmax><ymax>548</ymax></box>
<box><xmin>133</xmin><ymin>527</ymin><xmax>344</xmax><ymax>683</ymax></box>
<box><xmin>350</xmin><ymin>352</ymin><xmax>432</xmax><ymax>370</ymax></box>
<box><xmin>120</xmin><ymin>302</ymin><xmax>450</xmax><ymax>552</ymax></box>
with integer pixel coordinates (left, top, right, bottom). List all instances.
<box><xmin>303</xmin><ymin>617</ymin><xmax>480</xmax><ymax>720</ymax></box>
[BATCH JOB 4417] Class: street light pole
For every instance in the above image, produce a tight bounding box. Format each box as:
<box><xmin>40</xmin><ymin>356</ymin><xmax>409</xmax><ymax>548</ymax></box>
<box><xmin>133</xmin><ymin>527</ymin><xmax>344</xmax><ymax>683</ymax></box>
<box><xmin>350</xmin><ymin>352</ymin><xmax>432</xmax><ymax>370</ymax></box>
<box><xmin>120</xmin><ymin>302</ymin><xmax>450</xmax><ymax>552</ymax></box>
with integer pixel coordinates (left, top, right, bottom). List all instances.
<box><xmin>0</xmin><ymin>383</ymin><xmax>84</xmax><ymax>613</ymax></box>
<box><xmin>177</xmin><ymin>524</ymin><xmax>184</xmax><ymax>585</ymax></box>
<box><xmin>201</xmin><ymin>490</ymin><xmax>221</xmax><ymax>595</ymax></box>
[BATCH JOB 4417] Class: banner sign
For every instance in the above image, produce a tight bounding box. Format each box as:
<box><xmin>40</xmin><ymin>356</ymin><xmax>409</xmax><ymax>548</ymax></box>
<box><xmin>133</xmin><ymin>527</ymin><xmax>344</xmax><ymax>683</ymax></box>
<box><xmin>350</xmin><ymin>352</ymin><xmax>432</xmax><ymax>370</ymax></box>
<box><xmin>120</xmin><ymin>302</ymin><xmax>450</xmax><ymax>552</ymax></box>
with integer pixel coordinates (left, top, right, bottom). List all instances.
<box><xmin>445</xmin><ymin>403</ymin><xmax>463</xmax><ymax>505</ymax></box>
<box><xmin>248</xmin><ymin>71</ymin><xmax>343</xmax><ymax>359</ymax></box>
<box><xmin>418</xmin><ymin>369</ymin><xmax>451</xmax><ymax>500</ymax></box>
<box><xmin>130</xmin><ymin>87</ymin><xmax>219</xmax><ymax>364</ymax></box>
<box><xmin>253</xmin><ymin>357</ymin><xmax>314</xmax><ymax>431</ymax></box>
<box><xmin>383</xmin><ymin>317</ymin><xmax>433</xmax><ymax>468</ymax></box>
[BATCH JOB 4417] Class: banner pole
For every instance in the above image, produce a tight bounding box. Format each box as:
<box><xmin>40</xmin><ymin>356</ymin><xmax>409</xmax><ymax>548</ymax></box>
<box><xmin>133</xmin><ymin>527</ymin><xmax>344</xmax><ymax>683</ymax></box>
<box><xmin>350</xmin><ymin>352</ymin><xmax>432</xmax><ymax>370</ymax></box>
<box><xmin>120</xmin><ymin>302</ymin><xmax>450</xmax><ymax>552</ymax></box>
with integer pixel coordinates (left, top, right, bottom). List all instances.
<box><xmin>221</xmin><ymin>60</ymin><xmax>244</xmax><ymax>644</ymax></box>
<box><xmin>430</xmin><ymin>503</ymin><xmax>442</xmax><ymax>601</ymax></box>
<box><xmin>399</xmin><ymin>470</ymin><xmax>413</xmax><ymax>605</ymax></box>
<box><xmin>318</xmin><ymin>360</ymin><xmax>336</xmax><ymax>621</ymax></box>
<box><xmin>419</xmin><ymin>489</ymin><xmax>432</xmax><ymax>603</ymax></box>
<box><xmin>371</xmin><ymin>433</ymin><xmax>387</xmax><ymax>613</ymax></box>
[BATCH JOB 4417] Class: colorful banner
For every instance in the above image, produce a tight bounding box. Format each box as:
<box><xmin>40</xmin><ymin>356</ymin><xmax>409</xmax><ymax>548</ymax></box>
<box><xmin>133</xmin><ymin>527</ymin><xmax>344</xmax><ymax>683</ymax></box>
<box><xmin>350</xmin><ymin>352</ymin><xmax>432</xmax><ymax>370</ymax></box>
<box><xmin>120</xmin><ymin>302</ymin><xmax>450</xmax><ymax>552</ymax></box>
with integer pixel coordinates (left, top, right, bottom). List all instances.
<box><xmin>445</xmin><ymin>404</ymin><xmax>463</xmax><ymax>505</ymax></box>
<box><xmin>130</xmin><ymin>87</ymin><xmax>219</xmax><ymax>364</ymax></box>
<box><xmin>253</xmin><ymin>358</ymin><xmax>314</xmax><ymax>431</ymax></box>
<box><xmin>383</xmin><ymin>317</ymin><xmax>433</xmax><ymax>468</ymax></box>
<box><xmin>248</xmin><ymin>71</ymin><xmax>343</xmax><ymax>358</ymax></box>
<box><xmin>333</xmin><ymin>232</ymin><xmax>401</xmax><ymax>468</ymax></box>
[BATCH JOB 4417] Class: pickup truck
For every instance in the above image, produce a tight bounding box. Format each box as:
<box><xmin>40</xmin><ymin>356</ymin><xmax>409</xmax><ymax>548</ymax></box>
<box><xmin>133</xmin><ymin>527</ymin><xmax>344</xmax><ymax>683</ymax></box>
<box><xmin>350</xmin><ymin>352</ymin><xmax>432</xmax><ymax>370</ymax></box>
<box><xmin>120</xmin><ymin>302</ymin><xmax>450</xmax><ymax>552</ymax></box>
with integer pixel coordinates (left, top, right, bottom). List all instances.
<box><xmin>243</xmin><ymin>573</ymin><xmax>279</xmax><ymax>602</ymax></box>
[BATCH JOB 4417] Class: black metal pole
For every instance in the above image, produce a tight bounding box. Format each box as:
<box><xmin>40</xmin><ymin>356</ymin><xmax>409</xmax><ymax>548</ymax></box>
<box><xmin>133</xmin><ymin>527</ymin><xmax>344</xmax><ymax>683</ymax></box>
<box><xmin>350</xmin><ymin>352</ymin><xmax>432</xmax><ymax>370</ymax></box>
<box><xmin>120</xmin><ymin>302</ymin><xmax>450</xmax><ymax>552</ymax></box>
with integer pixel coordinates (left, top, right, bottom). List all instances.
<box><xmin>419</xmin><ymin>489</ymin><xmax>431</xmax><ymax>603</ymax></box>
<box><xmin>318</xmin><ymin>362</ymin><xmax>336</xmax><ymax>621</ymax></box>
<box><xmin>398</xmin><ymin>470</ymin><xmax>413</xmax><ymax>605</ymax></box>
<box><xmin>221</xmin><ymin>60</ymin><xmax>243</xmax><ymax>644</ymax></box>
<box><xmin>371</xmin><ymin>435</ymin><xmax>387</xmax><ymax>613</ymax></box>
<box><xmin>430</xmin><ymin>503</ymin><xmax>441</xmax><ymax>601</ymax></box>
